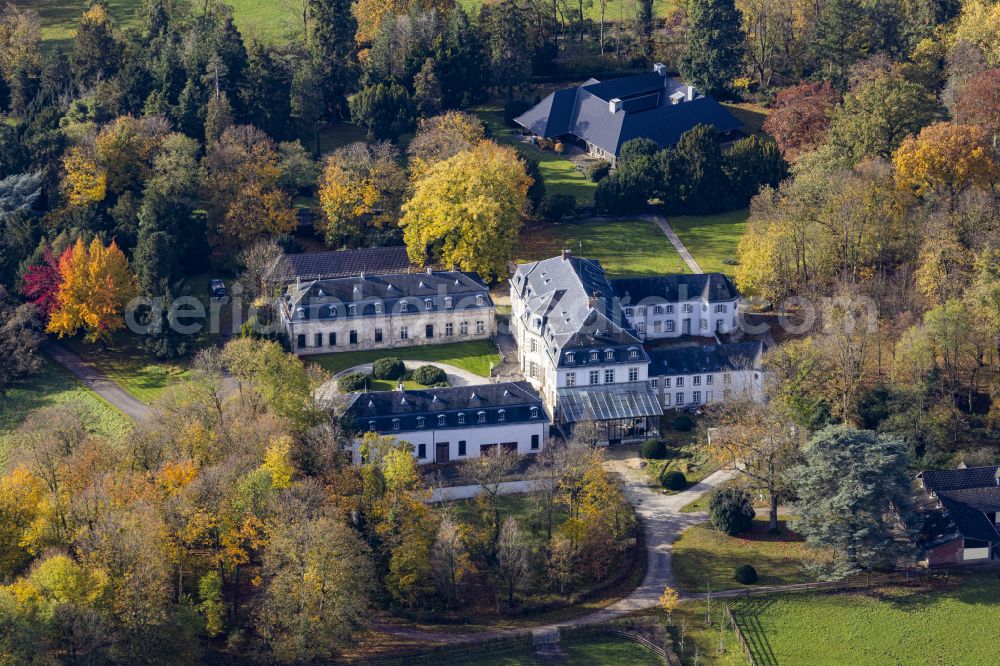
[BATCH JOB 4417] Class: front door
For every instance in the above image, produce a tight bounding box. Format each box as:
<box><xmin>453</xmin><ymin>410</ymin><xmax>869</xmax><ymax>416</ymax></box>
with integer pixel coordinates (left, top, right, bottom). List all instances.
<box><xmin>682</xmin><ymin>318</ymin><xmax>691</xmax><ymax>335</ymax></box>
<box><xmin>435</xmin><ymin>441</ymin><xmax>450</xmax><ymax>463</ymax></box>
<box><xmin>426</xmin><ymin>324</ymin><xmax>434</xmax><ymax>339</ymax></box>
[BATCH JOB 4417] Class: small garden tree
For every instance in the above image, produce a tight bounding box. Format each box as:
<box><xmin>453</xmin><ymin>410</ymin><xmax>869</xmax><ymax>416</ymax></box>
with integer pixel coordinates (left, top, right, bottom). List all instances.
<box><xmin>708</xmin><ymin>487</ymin><xmax>755</xmax><ymax>535</ymax></box>
<box><xmin>372</xmin><ymin>357</ymin><xmax>405</xmax><ymax>380</ymax></box>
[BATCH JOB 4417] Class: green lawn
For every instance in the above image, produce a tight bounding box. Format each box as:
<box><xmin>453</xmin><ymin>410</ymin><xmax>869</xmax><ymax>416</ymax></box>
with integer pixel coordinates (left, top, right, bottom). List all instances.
<box><xmin>743</xmin><ymin>573</ymin><xmax>1000</xmax><ymax>665</ymax></box>
<box><xmin>473</xmin><ymin>104</ymin><xmax>597</xmax><ymax>207</ymax></box>
<box><xmin>667</xmin><ymin>209</ymin><xmax>748</xmax><ymax>275</ymax></box>
<box><xmin>672</xmin><ymin>518</ymin><xmax>822</xmax><ymax>593</ymax></box>
<box><xmin>308</xmin><ymin>340</ymin><xmax>501</xmax><ymax>377</ymax></box>
<box><xmin>0</xmin><ymin>359</ymin><xmax>132</xmax><ymax>466</ymax></box>
<box><xmin>63</xmin><ymin>339</ymin><xmax>194</xmax><ymax>405</ymax></box>
<box><xmin>518</xmin><ymin>217</ymin><xmax>688</xmax><ymax>277</ymax></box>
<box><xmin>446</xmin><ymin>636</ymin><xmax>664</xmax><ymax>665</ymax></box>
<box><xmin>442</xmin><ymin>492</ymin><xmax>570</xmax><ymax>548</ymax></box>
<box><xmin>37</xmin><ymin>0</ymin><xmax>302</xmax><ymax>49</ymax></box>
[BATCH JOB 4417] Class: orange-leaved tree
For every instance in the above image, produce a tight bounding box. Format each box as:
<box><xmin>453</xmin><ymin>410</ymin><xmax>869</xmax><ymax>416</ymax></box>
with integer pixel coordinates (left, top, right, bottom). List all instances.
<box><xmin>47</xmin><ymin>238</ymin><xmax>139</xmax><ymax>342</ymax></box>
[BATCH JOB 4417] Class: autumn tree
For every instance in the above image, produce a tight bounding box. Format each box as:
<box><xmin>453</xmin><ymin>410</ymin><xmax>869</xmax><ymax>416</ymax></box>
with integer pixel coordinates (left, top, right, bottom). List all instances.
<box><xmin>407</xmin><ymin>111</ymin><xmax>485</xmax><ymax>178</ymax></box>
<box><xmin>460</xmin><ymin>444</ymin><xmax>522</xmax><ymax>553</ymax></box>
<box><xmin>954</xmin><ymin>69</ymin><xmax>1000</xmax><ymax>148</ymax></box>
<box><xmin>893</xmin><ymin>122</ymin><xmax>999</xmax><ymax>199</ymax></box>
<box><xmin>495</xmin><ymin>517</ymin><xmax>529</xmax><ymax>607</ymax></box>
<box><xmin>430</xmin><ymin>517</ymin><xmax>475</xmax><ymax>608</ymax></box>
<box><xmin>317</xmin><ymin>141</ymin><xmax>406</xmax><ymax>248</ymax></box>
<box><xmin>201</xmin><ymin>125</ymin><xmax>297</xmax><ymax>249</ymax></box>
<box><xmin>0</xmin><ymin>287</ymin><xmax>42</xmax><ymax>395</ymax></box>
<box><xmin>257</xmin><ymin>515</ymin><xmax>374</xmax><ymax>664</ymax></box>
<box><xmin>763</xmin><ymin>81</ymin><xmax>840</xmax><ymax>161</ymax></box>
<box><xmin>400</xmin><ymin>141</ymin><xmax>531</xmax><ymax>280</ymax></box>
<box><xmin>47</xmin><ymin>237</ymin><xmax>138</xmax><ymax>343</ymax></box>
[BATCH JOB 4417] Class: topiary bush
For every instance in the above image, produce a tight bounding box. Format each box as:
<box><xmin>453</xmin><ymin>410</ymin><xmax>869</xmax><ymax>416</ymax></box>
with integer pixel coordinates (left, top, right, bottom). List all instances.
<box><xmin>372</xmin><ymin>357</ymin><xmax>405</xmax><ymax>380</ymax></box>
<box><xmin>662</xmin><ymin>470</ymin><xmax>688</xmax><ymax>491</ymax></box>
<box><xmin>734</xmin><ymin>564</ymin><xmax>758</xmax><ymax>584</ymax></box>
<box><xmin>585</xmin><ymin>161</ymin><xmax>611</xmax><ymax>182</ymax></box>
<box><xmin>709</xmin><ymin>487</ymin><xmax>756</xmax><ymax>536</ymax></box>
<box><xmin>641</xmin><ymin>439</ymin><xmax>667</xmax><ymax>460</ymax></box>
<box><xmin>412</xmin><ymin>364</ymin><xmax>447</xmax><ymax>386</ymax></box>
<box><xmin>338</xmin><ymin>372</ymin><xmax>369</xmax><ymax>392</ymax></box>
<box><xmin>672</xmin><ymin>414</ymin><xmax>694</xmax><ymax>432</ymax></box>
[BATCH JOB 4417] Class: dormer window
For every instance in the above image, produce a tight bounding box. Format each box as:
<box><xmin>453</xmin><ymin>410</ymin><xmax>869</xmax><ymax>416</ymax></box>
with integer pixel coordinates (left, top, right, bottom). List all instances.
<box><xmin>590</xmin><ymin>351</ymin><xmax>599</xmax><ymax>361</ymax></box>
<box><xmin>375</xmin><ymin>302</ymin><xmax>383</xmax><ymax>314</ymax></box>
<box><xmin>498</xmin><ymin>409</ymin><xmax>506</xmax><ymax>422</ymax></box>
<box><xmin>400</xmin><ymin>300</ymin><xmax>408</xmax><ymax>313</ymax></box>
<box><xmin>348</xmin><ymin>304</ymin><xmax>357</xmax><ymax>316</ymax></box>
<box><xmin>369</xmin><ymin>420</ymin><xmax>376</xmax><ymax>431</ymax></box>
<box><xmin>530</xmin><ymin>407</ymin><xmax>539</xmax><ymax>418</ymax></box>
<box><xmin>605</xmin><ymin>350</ymin><xmax>614</xmax><ymax>360</ymax></box>
<box><xmin>566</xmin><ymin>352</ymin><xmax>574</xmax><ymax>363</ymax></box>
<box><xmin>629</xmin><ymin>349</ymin><xmax>638</xmax><ymax>359</ymax></box>
<box><xmin>477</xmin><ymin>411</ymin><xmax>486</xmax><ymax>423</ymax></box>
<box><xmin>425</xmin><ymin>298</ymin><xmax>433</xmax><ymax>310</ymax></box>
<box><xmin>325</xmin><ymin>305</ymin><xmax>336</xmax><ymax>318</ymax></box>
<box><xmin>392</xmin><ymin>418</ymin><xmax>400</xmax><ymax>431</ymax></box>
<box><xmin>438</xmin><ymin>414</ymin><xmax>446</xmax><ymax>426</ymax></box>
<box><xmin>417</xmin><ymin>417</ymin><xmax>425</xmax><ymax>428</ymax></box>
<box><xmin>476</xmin><ymin>295</ymin><xmax>484</xmax><ymax>306</ymax></box>
<box><xmin>458</xmin><ymin>413</ymin><xmax>466</xmax><ymax>425</ymax></box>
<box><xmin>444</xmin><ymin>297</ymin><xmax>453</xmax><ymax>309</ymax></box>
<box><xmin>295</xmin><ymin>306</ymin><xmax>305</xmax><ymax>320</ymax></box>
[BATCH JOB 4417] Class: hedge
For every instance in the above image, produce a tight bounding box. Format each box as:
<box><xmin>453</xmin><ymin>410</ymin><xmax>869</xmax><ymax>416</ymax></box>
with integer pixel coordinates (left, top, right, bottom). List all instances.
<box><xmin>372</xmin><ymin>357</ymin><xmax>405</xmax><ymax>380</ymax></box>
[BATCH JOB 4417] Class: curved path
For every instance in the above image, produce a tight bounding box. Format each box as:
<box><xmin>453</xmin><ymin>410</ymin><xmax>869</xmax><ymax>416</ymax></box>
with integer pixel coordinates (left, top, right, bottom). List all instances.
<box><xmin>316</xmin><ymin>360</ymin><xmax>490</xmax><ymax>403</ymax></box>
<box><xmin>46</xmin><ymin>344</ymin><xmax>150</xmax><ymax>421</ymax></box>
<box><xmin>373</xmin><ymin>454</ymin><xmax>736</xmax><ymax>642</ymax></box>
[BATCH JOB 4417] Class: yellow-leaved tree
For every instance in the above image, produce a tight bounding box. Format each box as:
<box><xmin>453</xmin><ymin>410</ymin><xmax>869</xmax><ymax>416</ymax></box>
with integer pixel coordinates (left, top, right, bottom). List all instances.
<box><xmin>47</xmin><ymin>238</ymin><xmax>139</xmax><ymax>342</ymax></box>
<box><xmin>407</xmin><ymin>111</ymin><xmax>486</xmax><ymax>179</ymax></box>
<box><xmin>893</xmin><ymin>123</ymin><xmax>999</xmax><ymax>199</ymax></box>
<box><xmin>400</xmin><ymin>141</ymin><xmax>531</xmax><ymax>281</ymax></box>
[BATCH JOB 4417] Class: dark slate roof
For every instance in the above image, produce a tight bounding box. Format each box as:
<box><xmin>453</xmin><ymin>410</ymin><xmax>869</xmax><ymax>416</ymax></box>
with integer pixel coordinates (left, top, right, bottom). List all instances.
<box><xmin>611</xmin><ymin>273</ymin><xmax>740</xmax><ymax>304</ymax></box>
<box><xmin>915</xmin><ymin>466</ymin><xmax>1000</xmax><ymax>548</ymax></box>
<box><xmin>284</xmin><ymin>271</ymin><xmax>490</xmax><ymax>321</ymax></box>
<box><xmin>556</xmin><ymin>382</ymin><xmax>663</xmax><ymax>424</ymax></box>
<box><xmin>920</xmin><ymin>466</ymin><xmax>1000</xmax><ymax>492</ymax></box>
<box><xmin>343</xmin><ymin>381</ymin><xmax>544</xmax><ymax>433</ymax></box>
<box><xmin>647</xmin><ymin>342</ymin><xmax>763</xmax><ymax>377</ymax></box>
<box><xmin>514</xmin><ymin>69</ymin><xmax>742</xmax><ymax>156</ymax></box>
<box><xmin>277</xmin><ymin>246</ymin><xmax>411</xmax><ymax>281</ymax></box>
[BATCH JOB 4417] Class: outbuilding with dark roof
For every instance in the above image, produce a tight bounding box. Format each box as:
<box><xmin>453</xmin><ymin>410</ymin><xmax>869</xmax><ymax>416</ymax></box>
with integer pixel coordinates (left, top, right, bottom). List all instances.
<box><xmin>915</xmin><ymin>465</ymin><xmax>1000</xmax><ymax>566</ymax></box>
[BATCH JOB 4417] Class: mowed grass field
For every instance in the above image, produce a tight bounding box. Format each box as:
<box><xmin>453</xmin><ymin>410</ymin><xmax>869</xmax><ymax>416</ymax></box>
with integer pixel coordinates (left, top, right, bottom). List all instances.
<box><xmin>0</xmin><ymin>358</ymin><xmax>132</xmax><ymax>466</ymax></box>
<box><xmin>745</xmin><ymin>573</ymin><xmax>1000</xmax><ymax>665</ymax></box>
<box><xmin>518</xmin><ymin>217</ymin><xmax>689</xmax><ymax>277</ymax></box>
<box><xmin>671</xmin><ymin>517</ymin><xmax>823</xmax><ymax>592</ymax></box>
<box><xmin>473</xmin><ymin>104</ymin><xmax>597</xmax><ymax>207</ymax></box>
<box><xmin>36</xmin><ymin>0</ymin><xmax>302</xmax><ymax>48</ymax></box>
<box><xmin>446</xmin><ymin>636</ymin><xmax>664</xmax><ymax>665</ymax></box>
<box><xmin>668</xmin><ymin>208</ymin><xmax>748</xmax><ymax>275</ymax></box>
<box><xmin>308</xmin><ymin>339</ymin><xmax>501</xmax><ymax>377</ymax></box>
<box><xmin>62</xmin><ymin>339</ymin><xmax>194</xmax><ymax>405</ymax></box>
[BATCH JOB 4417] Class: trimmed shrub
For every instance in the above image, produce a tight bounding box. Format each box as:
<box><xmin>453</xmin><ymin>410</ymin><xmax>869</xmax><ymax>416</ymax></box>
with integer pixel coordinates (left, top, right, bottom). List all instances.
<box><xmin>661</xmin><ymin>470</ymin><xmax>687</xmax><ymax>491</ymax></box>
<box><xmin>412</xmin><ymin>365</ymin><xmax>447</xmax><ymax>386</ymax></box>
<box><xmin>372</xmin><ymin>357</ymin><xmax>405</xmax><ymax>380</ymax></box>
<box><xmin>641</xmin><ymin>439</ymin><xmax>667</xmax><ymax>460</ymax></box>
<box><xmin>539</xmin><ymin>194</ymin><xmax>576</xmax><ymax>221</ymax></box>
<box><xmin>709</xmin><ymin>487</ymin><xmax>756</xmax><ymax>536</ymax></box>
<box><xmin>585</xmin><ymin>161</ymin><xmax>611</xmax><ymax>182</ymax></box>
<box><xmin>734</xmin><ymin>564</ymin><xmax>758</xmax><ymax>584</ymax></box>
<box><xmin>338</xmin><ymin>372</ymin><xmax>369</xmax><ymax>392</ymax></box>
<box><xmin>671</xmin><ymin>414</ymin><xmax>694</xmax><ymax>432</ymax></box>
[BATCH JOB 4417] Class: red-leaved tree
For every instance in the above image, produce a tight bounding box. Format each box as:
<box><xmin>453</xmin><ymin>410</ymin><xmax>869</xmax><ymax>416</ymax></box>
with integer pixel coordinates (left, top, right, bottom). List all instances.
<box><xmin>954</xmin><ymin>69</ymin><xmax>1000</xmax><ymax>149</ymax></box>
<box><xmin>21</xmin><ymin>246</ymin><xmax>66</xmax><ymax>320</ymax></box>
<box><xmin>763</xmin><ymin>81</ymin><xmax>840</xmax><ymax>162</ymax></box>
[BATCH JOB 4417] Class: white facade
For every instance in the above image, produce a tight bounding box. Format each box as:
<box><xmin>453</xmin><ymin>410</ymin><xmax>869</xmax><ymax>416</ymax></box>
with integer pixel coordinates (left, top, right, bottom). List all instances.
<box><xmin>649</xmin><ymin>367</ymin><xmax>762</xmax><ymax>410</ymax></box>
<box><xmin>622</xmin><ymin>299</ymin><xmax>739</xmax><ymax>339</ymax></box>
<box><xmin>352</xmin><ymin>421</ymin><xmax>546</xmax><ymax>465</ymax></box>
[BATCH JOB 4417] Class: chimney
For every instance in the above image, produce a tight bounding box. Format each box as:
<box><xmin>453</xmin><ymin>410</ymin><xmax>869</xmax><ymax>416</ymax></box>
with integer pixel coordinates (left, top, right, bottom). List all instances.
<box><xmin>609</xmin><ymin>98</ymin><xmax>622</xmax><ymax>113</ymax></box>
<box><xmin>426</xmin><ymin>266</ymin><xmax>432</xmax><ymax>275</ymax></box>
<box><xmin>561</xmin><ymin>249</ymin><xmax>572</xmax><ymax>261</ymax></box>
<box><xmin>687</xmin><ymin>86</ymin><xmax>695</xmax><ymax>101</ymax></box>
<box><xmin>653</xmin><ymin>62</ymin><xmax>667</xmax><ymax>77</ymax></box>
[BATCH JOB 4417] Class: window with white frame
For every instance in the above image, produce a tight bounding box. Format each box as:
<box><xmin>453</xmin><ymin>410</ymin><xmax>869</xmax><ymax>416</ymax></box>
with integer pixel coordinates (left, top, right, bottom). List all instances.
<box><xmin>693</xmin><ymin>391</ymin><xmax>701</xmax><ymax>403</ymax></box>
<box><xmin>676</xmin><ymin>377</ymin><xmax>685</xmax><ymax>387</ymax></box>
<box><xmin>664</xmin><ymin>377</ymin><xmax>671</xmax><ymax>388</ymax></box>
<box><xmin>637</xmin><ymin>322</ymin><xmax>645</xmax><ymax>333</ymax></box>
<box><xmin>624</xmin><ymin>307</ymin><xmax>634</xmax><ymax>317</ymax></box>
<box><xmin>628</xmin><ymin>367</ymin><xmax>638</xmax><ymax>381</ymax></box>
<box><xmin>369</xmin><ymin>420</ymin><xmax>376</xmax><ymax>431</ymax></box>
<box><xmin>629</xmin><ymin>348</ymin><xmax>639</xmax><ymax>359</ymax></box>
<box><xmin>663</xmin><ymin>393</ymin><xmax>671</xmax><ymax>406</ymax></box>
<box><xmin>476</xmin><ymin>295</ymin><xmax>484</xmax><ymax>306</ymax></box>
<box><xmin>530</xmin><ymin>339</ymin><xmax>537</xmax><ymax>352</ymax></box>
<box><xmin>605</xmin><ymin>350</ymin><xmax>614</xmax><ymax>360</ymax></box>
<box><xmin>693</xmin><ymin>376</ymin><xmax>701</xmax><ymax>386</ymax></box>
<box><xmin>375</xmin><ymin>302</ymin><xmax>383</xmax><ymax>314</ymax></box>
<box><xmin>675</xmin><ymin>392</ymin><xmax>684</xmax><ymax>405</ymax></box>
<box><xmin>604</xmin><ymin>369</ymin><xmax>615</xmax><ymax>383</ymax></box>
<box><xmin>458</xmin><ymin>413</ymin><xmax>466</xmax><ymax>425</ymax></box>
<box><xmin>589</xmin><ymin>370</ymin><xmax>599</xmax><ymax>385</ymax></box>
<box><xmin>566</xmin><ymin>372</ymin><xmax>576</xmax><ymax>386</ymax></box>
<box><xmin>460</xmin><ymin>321</ymin><xmax>468</xmax><ymax>335</ymax></box>
<box><xmin>638</xmin><ymin>306</ymin><xmax>646</xmax><ymax>315</ymax></box>
<box><xmin>682</xmin><ymin>303</ymin><xmax>693</xmax><ymax>313</ymax></box>
<box><xmin>477</xmin><ymin>411</ymin><xmax>486</xmax><ymax>423</ymax></box>
<box><xmin>590</xmin><ymin>350</ymin><xmax>599</xmax><ymax>361</ymax></box>
<box><xmin>653</xmin><ymin>305</ymin><xmax>663</xmax><ymax>315</ymax></box>
<box><xmin>476</xmin><ymin>321</ymin><xmax>484</xmax><ymax>334</ymax></box>
<box><xmin>424</xmin><ymin>298</ymin><xmax>432</xmax><ymax>310</ymax></box>
<box><xmin>715</xmin><ymin>304</ymin><xmax>727</xmax><ymax>313</ymax></box>
<box><xmin>530</xmin><ymin>407</ymin><xmax>539</xmax><ymax>418</ymax></box>
<box><xmin>417</xmin><ymin>417</ymin><xmax>425</xmax><ymax>428</ymax></box>
<box><xmin>400</xmin><ymin>301</ymin><xmax>408</xmax><ymax>312</ymax></box>
<box><xmin>444</xmin><ymin>297</ymin><xmax>452</xmax><ymax>308</ymax></box>
<box><xmin>723</xmin><ymin>373</ymin><xmax>732</xmax><ymax>384</ymax></box>
<box><xmin>498</xmin><ymin>409</ymin><xmax>506</xmax><ymax>422</ymax></box>
<box><xmin>392</xmin><ymin>418</ymin><xmax>400</xmax><ymax>430</ymax></box>
<box><xmin>706</xmin><ymin>375</ymin><xmax>714</xmax><ymax>385</ymax></box>
<box><xmin>666</xmin><ymin>321</ymin><xmax>675</xmax><ymax>332</ymax></box>
<box><xmin>348</xmin><ymin>304</ymin><xmax>356</xmax><ymax>315</ymax></box>
<box><xmin>445</xmin><ymin>323</ymin><xmax>453</xmax><ymax>336</ymax></box>
<box><xmin>400</xmin><ymin>326</ymin><xmax>409</xmax><ymax>339</ymax></box>
<box><xmin>566</xmin><ymin>352</ymin><xmax>574</xmax><ymax>363</ymax></box>
<box><xmin>438</xmin><ymin>414</ymin><xmax>446</xmax><ymax>426</ymax></box>
<box><xmin>666</xmin><ymin>305</ymin><xmax>674</xmax><ymax>314</ymax></box>
<box><xmin>529</xmin><ymin>361</ymin><xmax>538</xmax><ymax>377</ymax></box>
